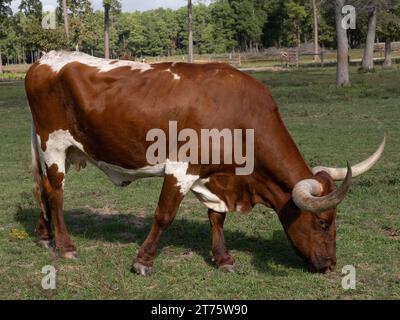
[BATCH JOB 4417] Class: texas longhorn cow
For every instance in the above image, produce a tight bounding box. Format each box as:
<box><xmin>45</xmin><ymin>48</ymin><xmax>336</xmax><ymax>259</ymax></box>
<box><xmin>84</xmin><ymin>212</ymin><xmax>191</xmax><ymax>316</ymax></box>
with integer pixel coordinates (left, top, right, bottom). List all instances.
<box><xmin>25</xmin><ymin>51</ymin><xmax>385</xmax><ymax>275</ymax></box>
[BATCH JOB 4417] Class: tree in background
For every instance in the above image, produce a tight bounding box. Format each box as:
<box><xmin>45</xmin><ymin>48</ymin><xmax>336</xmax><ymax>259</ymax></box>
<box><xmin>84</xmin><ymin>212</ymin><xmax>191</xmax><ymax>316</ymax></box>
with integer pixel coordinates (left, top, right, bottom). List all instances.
<box><xmin>378</xmin><ymin>3</ymin><xmax>400</xmax><ymax>66</ymax></box>
<box><xmin>229</xmin><ymin>0</ymin><xmax>267</xmax><ymax>51</ymax></box>
<box><xmin>262</xmin><ymin>0</ymin><xmax>314</xmax><ymax>48</ymax></box>
<box><xmin>102</xmin><ymin>0</ymin><xmax>121</xmax><ymax>58</ymax></box>
<box><xmin>312</xmin><ymin>0</ymin><xmax>319</xmax><ymax>61</ymax></box>
<box><xmin>350</xmin><ymin>0</ymin><xmax>400</xmax><ymax>71</ymax></box>
<box><xmin>18</xmin><ymin>0</ymin><xmax>42</xmax><ymax>63</ymax></box>
<box><xmin>103</xmin><ymin>0</ymin><xmax>110</xmax><ymax>58</ymax></box>
<box><xmin>334</xmin><ymin>0</ymin><xmax>350</xmax><ymax>86</ymax></box>
<box><xmin>115</xmin><ymin>12</ymin><xmax>145</xmax><ymax>57</ymax></box>
<box><xmin>140</xmin><ymin>9</ymin><xmax>179</xmax><ymax>57</ymax></box>
<box><xmin>57</xmin><ymin>0</ymin><xmax>95</xmax><ymax>51</ymax></box>
<box><xmin>0</xmin><ymin>0</ymin><xmax>12</xmax><ymax>73</ymax></box>
<box><xmin>362</xmin><ymin>0</ymin><xmax>400</xmax><ymax>71</ymax></box>
<box><xmin>188</xmin><ymin>0</ymin><xmax>193</xmax><ymax>62</ymax></box>
<box><xmin>284</xmin><ymin>0</ymin><xmax>307</xmax><ymax>47</ymax></box>
<box><xmin>193</xmin><ymin>4</ymin><xmax>214</xmax><ymax>54</ymax></box>
<box><xmin>19</xmin><ymin>0</ymin><xmax>42</xmax><ymax>17</ymax></box>
<box><xmin>62</xmin><ymin>0</ymin><xmax>69</xmax><ymax>42</ymax></box>
<box><xmin>163</xmin><ymin>9</ymin><xmax>180</xmax><ymax>56</ymax></box>
<box><xmin>209</xmin><ymin>0</ymin><xmax>236</xmax><ymax>52</ymax></box>
<box><xmin>1</xmin><ymin>0</ymin><xmax>400</xmax><ymax>69</ymax></box>
<box><xmin>361</xmin><ymin>2</ymin><xmax>378</xmax><ymax>71</ymax></box>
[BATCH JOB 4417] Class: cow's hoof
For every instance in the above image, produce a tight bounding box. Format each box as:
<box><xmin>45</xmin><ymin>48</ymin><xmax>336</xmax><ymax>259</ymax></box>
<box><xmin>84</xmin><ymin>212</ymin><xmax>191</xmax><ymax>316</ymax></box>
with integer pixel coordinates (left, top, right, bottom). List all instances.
<box><xmin>37</xmin><ymin>239</ymin><xmax>52</xmax><ymax>250</ymax></box>
<box><xmin>61</xmin><ymin>251</ymin><xmax>78</xmax><ymax>260</ymax></box>
<box><xmin>219</xmin><ymin>264</ymin><xmax>236</xmax><ymax>273</ymax></box>
<box><xmin>132</xmin><ymin>263</ymin><xmax>152</xmax><ymax>276</ymax></box>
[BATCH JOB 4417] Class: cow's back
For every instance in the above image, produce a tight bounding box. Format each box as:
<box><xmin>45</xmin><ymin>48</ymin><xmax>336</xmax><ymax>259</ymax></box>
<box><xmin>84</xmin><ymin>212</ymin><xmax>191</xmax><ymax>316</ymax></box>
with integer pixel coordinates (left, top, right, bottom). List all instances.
<box><xmin>25</xmin><ymin>51</ymin><xmax>280</xmax><ymax>170</ymax></box>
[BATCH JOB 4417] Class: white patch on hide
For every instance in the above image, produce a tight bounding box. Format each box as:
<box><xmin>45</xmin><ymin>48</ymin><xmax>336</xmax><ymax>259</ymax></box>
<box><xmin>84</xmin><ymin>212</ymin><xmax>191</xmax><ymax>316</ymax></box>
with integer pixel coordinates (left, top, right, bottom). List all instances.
<box><xmin>164</xmin><ymin>160</ymin><xmax>199</xmax><ymax>194</ymax></box>
<box><xmin>40</xmin><ymin>51</ymin><xmax>152</xmax><ymax>73</ymax></box>
<box><xmin>39</xmin><ymin>129</ymin><xmax>84</xmax><ymax>187</ymax></box>
<box><xmin>95</xmin><ymin>161</ymin><xmax>165</xmax><ymax>187</ymax></box>
<box><xmin>190</xmin><ymin>178</ymin><xmax>228</xmax><ymax>213</ymax></box>
<box><xmin>165</xmin><ymin>68</ymin><xmax>181</xmax><ymax>80</ymax></box>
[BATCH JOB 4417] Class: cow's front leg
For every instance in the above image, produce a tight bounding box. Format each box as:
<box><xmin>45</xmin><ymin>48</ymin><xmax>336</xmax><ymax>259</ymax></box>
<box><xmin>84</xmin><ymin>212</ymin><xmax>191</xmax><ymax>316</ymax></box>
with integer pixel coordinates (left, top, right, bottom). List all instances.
<box><xmin>208</xmin><ymin>209</ymin><xmax>235</xmax><ymax>272</ymax></box>
<box><xmin>133</xmin><ymin>174</ymin><xmax>186</xmax><ymax>276</ymax></box>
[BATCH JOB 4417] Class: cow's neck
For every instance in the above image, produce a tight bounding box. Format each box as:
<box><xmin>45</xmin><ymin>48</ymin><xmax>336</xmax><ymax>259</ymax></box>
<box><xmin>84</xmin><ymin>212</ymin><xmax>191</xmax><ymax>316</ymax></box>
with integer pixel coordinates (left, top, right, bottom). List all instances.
<box><xmin>254</xmin><ymin>110</ymin><xmax>313</xmax><ymax>214</ymax></box>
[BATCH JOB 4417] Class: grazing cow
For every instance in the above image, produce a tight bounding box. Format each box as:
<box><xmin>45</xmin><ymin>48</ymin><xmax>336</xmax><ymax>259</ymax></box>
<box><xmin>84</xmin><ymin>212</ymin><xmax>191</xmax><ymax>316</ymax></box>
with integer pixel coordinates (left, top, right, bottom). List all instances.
<box><xmin>25</xmin><ymin>51</ymin><xmax>385</xmax><ymax>275</ymax></box>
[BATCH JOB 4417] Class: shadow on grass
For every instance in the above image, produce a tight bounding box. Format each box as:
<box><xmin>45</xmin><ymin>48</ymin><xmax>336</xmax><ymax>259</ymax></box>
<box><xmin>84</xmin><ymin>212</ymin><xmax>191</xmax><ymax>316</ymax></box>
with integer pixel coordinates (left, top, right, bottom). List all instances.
<box><xmin>15</xmin><ymin>207</ymin><xmax>305</xmax><ymax>276</ymax></box>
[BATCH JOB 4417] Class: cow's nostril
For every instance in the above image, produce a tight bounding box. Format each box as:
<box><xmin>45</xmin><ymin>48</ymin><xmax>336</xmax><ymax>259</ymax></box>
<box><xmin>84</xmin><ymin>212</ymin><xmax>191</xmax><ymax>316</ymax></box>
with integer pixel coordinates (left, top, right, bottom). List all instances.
<box><xmin>309</xmin><ymin>257</ymin><xmax>336</xmax><ymax>273</ymax></box>
<box><xmin>324</xmin><ymin>266</ymin><xmax>333</xmax><ymax>274</ymax></box>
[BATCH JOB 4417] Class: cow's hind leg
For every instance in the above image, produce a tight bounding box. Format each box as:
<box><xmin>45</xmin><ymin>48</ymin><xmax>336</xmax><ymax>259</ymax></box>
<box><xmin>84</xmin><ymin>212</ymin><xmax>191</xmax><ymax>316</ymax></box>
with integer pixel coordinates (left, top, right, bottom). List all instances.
<box><xmin>43</xmin><ymin>162</ymin><xmax>77</xmax><ymax>258</ymax></box>
<box><xmin>208</xmin><ymin>209</ymin><xmax>235</xmax><ymax>272</ymax></box>
<box><xmin>44</xmin><ymin>163</ymin><xmax>77</xmax><ymax>259</ymax></box>
<box><xmin>35</xmin><ymin>211</ymin><xmax>52</xmax><ymax>250</ymax></box>
<box><xmin>40</xmin><ymin>148</ymin><xmax>77</xmax><ymax>259</ymax></box>
<box><xmin>133</xmin><ymin>174</ymin><xmax>185</xmax><ymax>276</ymax></box>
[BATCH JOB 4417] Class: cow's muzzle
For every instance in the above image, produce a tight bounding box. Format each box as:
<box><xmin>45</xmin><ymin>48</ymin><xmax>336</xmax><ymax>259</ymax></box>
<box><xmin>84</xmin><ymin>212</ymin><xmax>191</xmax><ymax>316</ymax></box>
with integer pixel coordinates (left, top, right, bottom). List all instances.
<box><xmin>308</xmin><ymin>257</ymin><xmax>336</xmax><ymax>274</ymax></box>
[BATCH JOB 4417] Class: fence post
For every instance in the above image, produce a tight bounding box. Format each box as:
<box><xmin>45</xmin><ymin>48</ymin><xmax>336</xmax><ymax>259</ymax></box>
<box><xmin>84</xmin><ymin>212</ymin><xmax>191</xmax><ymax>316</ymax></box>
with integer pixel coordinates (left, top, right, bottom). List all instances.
<box><xmin>321</xmin><ymin>51</ymin><xmax>324</xmax><ymax>67</ymax></box>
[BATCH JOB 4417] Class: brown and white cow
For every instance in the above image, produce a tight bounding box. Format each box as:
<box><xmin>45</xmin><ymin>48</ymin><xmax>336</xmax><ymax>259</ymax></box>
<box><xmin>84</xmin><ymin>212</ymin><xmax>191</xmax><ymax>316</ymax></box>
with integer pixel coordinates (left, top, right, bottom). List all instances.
<box><xmin>25</xmin><ymin>51</ymin><xmax>385</xmax><ymax>275</ymax></box>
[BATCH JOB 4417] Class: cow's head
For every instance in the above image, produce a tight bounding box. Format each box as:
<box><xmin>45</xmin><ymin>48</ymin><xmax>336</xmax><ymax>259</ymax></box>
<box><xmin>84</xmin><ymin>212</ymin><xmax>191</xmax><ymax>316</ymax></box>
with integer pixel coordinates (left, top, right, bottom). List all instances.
<box><xmin>279</xmin><ymin>137</ymin><xmax>385</xmax><ymax>273</ymax></box>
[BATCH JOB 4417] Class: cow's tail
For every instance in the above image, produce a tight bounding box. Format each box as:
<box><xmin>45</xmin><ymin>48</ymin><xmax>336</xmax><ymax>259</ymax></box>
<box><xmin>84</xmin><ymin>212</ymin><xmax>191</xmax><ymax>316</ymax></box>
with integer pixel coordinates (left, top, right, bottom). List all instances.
<box><xmin>31</xmin><ymin>123</ymin><xmax>49</xmax><ymax>219</ymax></box>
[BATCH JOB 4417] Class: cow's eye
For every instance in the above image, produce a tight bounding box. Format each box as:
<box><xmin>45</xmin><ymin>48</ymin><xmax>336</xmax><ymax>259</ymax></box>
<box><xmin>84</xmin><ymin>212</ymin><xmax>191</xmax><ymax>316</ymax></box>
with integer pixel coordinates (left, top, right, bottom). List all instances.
<box><xmin>318</xmin><ymin>219</ymin><xmax>329</xmax><ymax>230</ymax></box>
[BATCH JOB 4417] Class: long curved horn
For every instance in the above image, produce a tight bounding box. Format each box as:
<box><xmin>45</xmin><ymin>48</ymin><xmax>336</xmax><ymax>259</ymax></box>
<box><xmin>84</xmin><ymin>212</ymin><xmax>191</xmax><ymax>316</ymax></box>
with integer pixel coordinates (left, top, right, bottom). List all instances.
<box><xmin>292</xmin><ymin>163</ymin><xmax>352</xmax><ymax>214</ymax></box>
<box><xmin>312</xmin><ymin>135</ymin><xmax>386</xmax><ymax>181</ymax></box>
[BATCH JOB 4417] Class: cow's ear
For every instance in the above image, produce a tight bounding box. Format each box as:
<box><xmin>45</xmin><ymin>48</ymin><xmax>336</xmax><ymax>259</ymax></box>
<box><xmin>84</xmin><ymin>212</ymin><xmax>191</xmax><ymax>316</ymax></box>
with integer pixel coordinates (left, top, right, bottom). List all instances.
<box><xmin>313</xmin><ymin>171</ymin><xmax>335</xmax><ymax>196</ymax></box>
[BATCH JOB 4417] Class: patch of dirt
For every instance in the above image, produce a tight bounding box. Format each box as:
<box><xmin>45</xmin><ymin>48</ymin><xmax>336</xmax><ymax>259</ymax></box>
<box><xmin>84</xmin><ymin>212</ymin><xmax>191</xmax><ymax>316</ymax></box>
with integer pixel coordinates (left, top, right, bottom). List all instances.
<box><xmin>58</xmin><ymin>264</ymin><xmax>80</xmax><ymax>272</ymax></box>
<box><xmin>82</xmin><ymin>206</ymin><xmax>148</xmax><ymax>229</ymax></box>
<box><xmin>145</xmin><ymin>284</ymin><xmax>158</xmax><ymax>290</ymax></box>
<box><xmin>324</xmin><ymin>271</ymin><xmax>342</xmax><ymax>282</ymax></box>
<box><xmin>239</xmin><ymin>66</ymin><xmax>288</xmax><ymax>73</ymax></box>
<box><xmin>382</xmin><ymin>226</ymin><xmax>400</xmax><ymax>240</ymax></box>
<box><xmin>84</xmin><ymin>205</ymin><xmax>120</xmax><ymax>216</ymax></box>
<box><xmin>115</xmin><ymin>232</ymin><xmax>137</xmax><ymax>242</ymax></box>
<box><xmin>182</xmin><ymin>249</ymin><xmax>195</xmax><ymax>258</ymax></box>
<box><xmin>164</xmin><ymin>249</ymin><xmax>196</xmax><ymax>264</ymax></box>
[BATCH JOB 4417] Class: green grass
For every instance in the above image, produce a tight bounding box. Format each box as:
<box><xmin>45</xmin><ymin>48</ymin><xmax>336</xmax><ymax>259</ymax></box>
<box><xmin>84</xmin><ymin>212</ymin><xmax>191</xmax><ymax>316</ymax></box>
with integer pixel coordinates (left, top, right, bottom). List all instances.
<box><xmin>0</xmin><ymin>72</ymin><xmax>25</xmax><ymax>81</ymax></box>
<box><xmin>0</xmin><ymin>65</ymin><xmax>399</xmax><ymax>300</ymax></box>
<box><xmin>1</xmin><ymin>64</ymin><xmax>29</xmax><ymax>81</ymax></box>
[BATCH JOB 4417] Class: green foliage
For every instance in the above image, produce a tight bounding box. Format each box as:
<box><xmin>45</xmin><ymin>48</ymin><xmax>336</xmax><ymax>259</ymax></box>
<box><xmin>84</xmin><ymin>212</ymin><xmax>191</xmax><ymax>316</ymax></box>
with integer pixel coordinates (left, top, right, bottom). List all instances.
<box><xmin>377</xmin><ymin>1</ymin><xmax>400</xmax><ymax>40</ymax></box>
<box><xmin>229</xmin><ymin>0</ymin><xmax>266</xmax><ymax>49</ymax></box>
<box><xmin>0</xmin><ymin>0</ymin><xmax>12</xmax><ymax>17</ymax></box>
<box><xmin>209</xmin><ymin>0</ymin><xmax>236</xmax><ymax>52</ymax></box>
<box><xmin>1</xmin><ymin>0</ymin><xmax>400</xmax><ymax>61</ymax></box>
<box><xmin>19</xmin><ymin>0</ymin><xmax>42</xmax><ymax>19</ymax></box>
<box><xmin>18</xmin><ymin>13</ymin><xmax>67</xmax><ymax>52</ymax></box>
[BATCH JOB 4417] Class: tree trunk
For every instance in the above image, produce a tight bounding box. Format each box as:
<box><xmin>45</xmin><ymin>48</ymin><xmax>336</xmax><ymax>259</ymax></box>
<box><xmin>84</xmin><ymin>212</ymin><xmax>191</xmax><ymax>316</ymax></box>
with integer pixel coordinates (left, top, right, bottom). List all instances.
<box><xmin>361</xmin><ymin>7</ymin><xmax>377</xmax><ymax>71</ymax></box>
<box><xmin>62</xmin><ymin>0</ymin><xmax>69</xmax><ymax>42</ymax></box>
<box><xmin>335</xmin><ymin>0</ymin><xmax>350</xmax><ymax>86</ymax></box>
<box><xmin>0</xmin><ymin>47</ymin><xmax>3</xmax><ymax>74</ymax></box>
<box><xmin>297</xmin><ymin>26</ymin><xmax>301</xmax><ymax>48</ymax></box>
<box><xmin>312</xmin><ymin>0</ymin><xmax>319</xmax><ymax>62</ymax></box>
<box><xmin>188</xmin><ymin>0</ymin><xmax>193</xmax><ymax>63</ymax></box>
<box><xmin>383</xmin><ymin>38</ymin><xmax>392</xmax><ymax>67</ymax></box>
<box><xmin>104</xmin><ymin>4</ymin><xmax>110</xmax><ymax>59</ymax></box>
